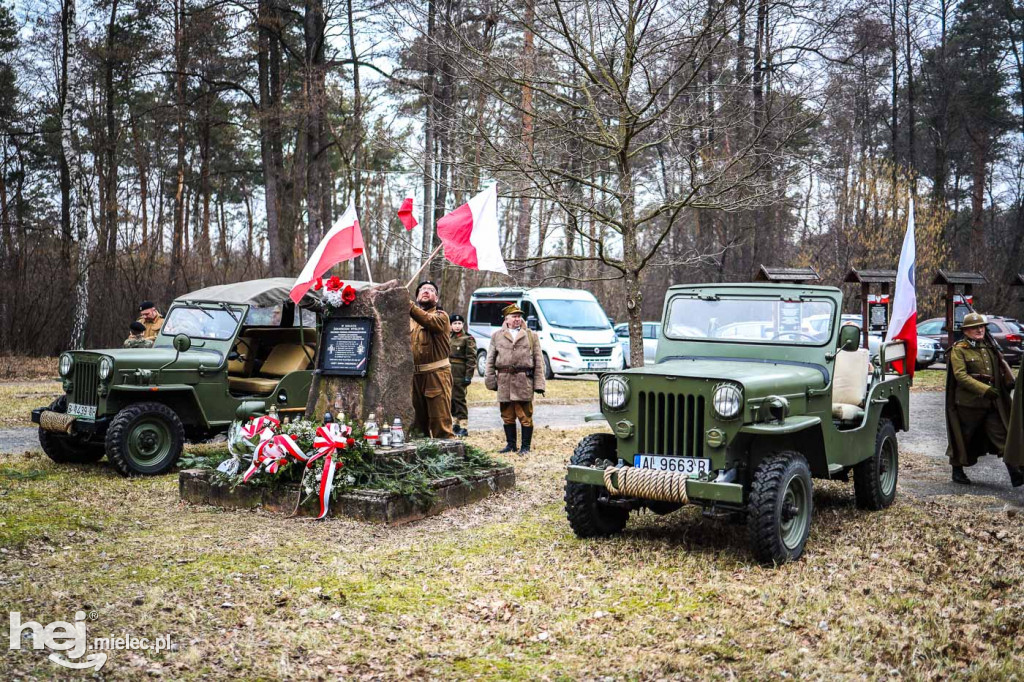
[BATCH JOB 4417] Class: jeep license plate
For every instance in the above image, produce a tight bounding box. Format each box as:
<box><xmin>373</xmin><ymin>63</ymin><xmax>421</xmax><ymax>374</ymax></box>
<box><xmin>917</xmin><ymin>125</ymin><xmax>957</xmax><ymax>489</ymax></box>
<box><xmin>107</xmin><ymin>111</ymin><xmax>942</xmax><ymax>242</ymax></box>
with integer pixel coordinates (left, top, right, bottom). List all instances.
<box><xmin>66</xmin><ymin>402</ymin><xmax>96</xmax><ymax>419</ymax></box>
<box><xmin>633</xmin><ymin>455</ymin><xmax>710</xmax><ymax>476</ymax></box>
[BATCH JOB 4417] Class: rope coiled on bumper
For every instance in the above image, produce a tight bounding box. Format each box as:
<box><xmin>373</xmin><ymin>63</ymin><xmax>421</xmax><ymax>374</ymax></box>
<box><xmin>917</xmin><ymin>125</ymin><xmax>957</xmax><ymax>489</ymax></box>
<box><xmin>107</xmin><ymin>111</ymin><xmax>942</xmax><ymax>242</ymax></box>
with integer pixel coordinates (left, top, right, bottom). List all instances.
<box><xmin>602</xmin><ymin>466</ymin><xmax>690</xmax><ymax>505</ymax></box>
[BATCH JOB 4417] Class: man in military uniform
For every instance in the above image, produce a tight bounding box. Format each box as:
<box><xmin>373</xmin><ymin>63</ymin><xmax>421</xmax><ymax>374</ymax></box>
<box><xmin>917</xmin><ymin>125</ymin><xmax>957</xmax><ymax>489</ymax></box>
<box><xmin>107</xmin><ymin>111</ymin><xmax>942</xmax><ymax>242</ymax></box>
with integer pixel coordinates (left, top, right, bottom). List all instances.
<box><xmin>449</xmin><ymin>314</ymin><xmax>477</xmax><ymax>437</ymax></box>
<box><xmin>123</xmin><ymin>321</ymin><xmax>153</xmax><ymax>348</ymax></box>
<box><xmin>137</xmin><ymin>301</ymin><xmax>164</xmax><ymax>341</ymax></box>
<box><xmin>945</xmin><ymin>312</ymin><xmax>1023</xmax><ymax>485</ymax></box>
<box><xmin>409</xmin><ymin>281</ymin><xmax>454</xmax><ymax>439</ymax></box>
<box><xmin>484</xmin><ymin>304</ymin><xmax>546</xmax><ymax>454</ymax></box>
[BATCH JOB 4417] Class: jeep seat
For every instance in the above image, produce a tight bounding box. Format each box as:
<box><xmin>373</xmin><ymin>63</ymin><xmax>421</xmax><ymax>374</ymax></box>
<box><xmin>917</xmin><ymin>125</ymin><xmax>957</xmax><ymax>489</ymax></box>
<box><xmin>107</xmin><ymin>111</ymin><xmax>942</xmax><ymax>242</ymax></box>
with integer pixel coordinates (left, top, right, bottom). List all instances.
<box><xmin>831</xmin><ymin>348</ymin><xmax>870</xmax><ymax>424</ymax></box>
<box><xmin>228</xmin><ymin>343</ymin><xmax>314</xmax><ymax>394</ymax></box>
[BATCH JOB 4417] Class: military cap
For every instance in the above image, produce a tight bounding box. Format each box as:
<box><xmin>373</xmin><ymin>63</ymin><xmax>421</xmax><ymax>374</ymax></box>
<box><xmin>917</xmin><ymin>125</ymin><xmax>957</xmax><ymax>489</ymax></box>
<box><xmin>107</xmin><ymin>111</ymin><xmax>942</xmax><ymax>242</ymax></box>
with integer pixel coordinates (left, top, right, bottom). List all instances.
<box><xmin>502</xmin><ymin>303</ymin><xmax>524</xmax><ymax>317</ymax></box>
<box><xmin>450</xmin><ymin>314</ymin><xmax>465</xmax><ymax>323</ymax></box>
<box><xmin>962</xmin><ymin>312</ymin><xmax>987</xmax><ymax>329</ymax></box>
<box><xmin>129</xmin><ymin>321</ymin><xmax>146</xmax><ymax>334</ymax></box>
<box><xmin>415</xmin><ymin>280</ymin><xmax>438</xmax><ymax>295</ymax></box>
<box><xmin>139</xmin><ymin>300</ymin><xmax>155</xmax><ymax>311</ymax></box>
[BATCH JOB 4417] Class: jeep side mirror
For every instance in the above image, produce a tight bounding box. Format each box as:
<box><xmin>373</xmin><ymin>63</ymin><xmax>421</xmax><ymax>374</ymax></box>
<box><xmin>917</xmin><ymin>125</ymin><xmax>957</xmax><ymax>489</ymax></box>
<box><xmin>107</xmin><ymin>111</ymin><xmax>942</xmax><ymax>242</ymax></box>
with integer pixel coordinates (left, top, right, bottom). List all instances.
<box><xmin>838</xmin><ymin>324</ymin><xmax>860</xmax><ymax>352</ymax></box>
<box><xmin>526</xmin><ymin>315</ymin><xmax>539</xmax><ymax>331</ymax></box>
<box><xmin>173</xmin><ymin>334</ymin><xmax>192</xmax><ymax>353</ymax></box>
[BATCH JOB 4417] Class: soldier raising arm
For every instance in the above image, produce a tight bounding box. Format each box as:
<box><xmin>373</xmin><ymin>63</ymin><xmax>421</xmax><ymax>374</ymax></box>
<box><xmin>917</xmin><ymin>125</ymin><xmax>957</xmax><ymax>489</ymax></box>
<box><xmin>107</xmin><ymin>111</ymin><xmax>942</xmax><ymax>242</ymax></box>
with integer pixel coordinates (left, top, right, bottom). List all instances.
<box><xmin>409</xmin><ymin>281</ymin><xmax>454</xmax><ymax>439</ymax></box>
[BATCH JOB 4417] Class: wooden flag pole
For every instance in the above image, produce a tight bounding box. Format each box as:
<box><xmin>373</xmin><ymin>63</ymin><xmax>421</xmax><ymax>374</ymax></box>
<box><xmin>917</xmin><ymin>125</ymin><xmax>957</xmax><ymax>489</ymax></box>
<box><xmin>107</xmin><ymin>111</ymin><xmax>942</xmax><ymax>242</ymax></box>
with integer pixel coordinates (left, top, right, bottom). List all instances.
<box><xmin>406</xmin><ymin>243</ymin><xmax>443</xmax><ymax>289</ymax></box>
<box><xmin>361</xmin><ymin>250</ymin><xmax>375</xmax><ymax>285</ymax></box>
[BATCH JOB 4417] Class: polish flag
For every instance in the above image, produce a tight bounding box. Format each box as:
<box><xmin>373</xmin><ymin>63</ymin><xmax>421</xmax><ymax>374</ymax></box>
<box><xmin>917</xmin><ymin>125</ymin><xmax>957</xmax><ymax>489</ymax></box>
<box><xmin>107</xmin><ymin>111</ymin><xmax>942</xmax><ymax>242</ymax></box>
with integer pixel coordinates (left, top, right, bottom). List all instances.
<box><xmin>436</xmin><ymin>184</ymin><xmax>508</xmax><ymax>274</ymax></box>
<box><xmin>884</xmin><ymin>197</ymin><xmax>917</xmax><ymax>377</ymax></box>
<box><xmin>289</xmin><ymin>202</ymin><xmax>364</xmax><ymax>304</ymax></box>
<box><xmin>397</xmin><ymin>197</ymin><xmax>417</xmax><ymax>231</ymax></box>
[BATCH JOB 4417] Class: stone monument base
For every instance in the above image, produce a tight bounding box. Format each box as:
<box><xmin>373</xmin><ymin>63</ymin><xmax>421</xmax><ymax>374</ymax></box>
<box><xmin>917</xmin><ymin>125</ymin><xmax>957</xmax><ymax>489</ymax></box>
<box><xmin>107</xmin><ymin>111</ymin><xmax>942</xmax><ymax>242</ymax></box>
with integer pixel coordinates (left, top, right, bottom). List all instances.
<box><xmin>178</xmin><ymin>440</ymin><xmax>515</xmax><ymax>525</ymax></box>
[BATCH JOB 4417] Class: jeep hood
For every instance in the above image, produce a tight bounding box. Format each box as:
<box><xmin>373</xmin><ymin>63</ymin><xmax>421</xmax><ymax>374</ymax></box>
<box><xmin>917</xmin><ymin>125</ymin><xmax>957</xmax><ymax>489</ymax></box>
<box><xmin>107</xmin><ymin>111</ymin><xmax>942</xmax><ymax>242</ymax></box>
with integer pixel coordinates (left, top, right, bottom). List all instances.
<box><xmin>71</xmin><ymin>348</ymin><xmax>223</xmax><ymax>371</ymax></box>
<box><xmin>622</xmin><ymin>357</ymin><xmax>827</xmax><ymax>397</ymax></box>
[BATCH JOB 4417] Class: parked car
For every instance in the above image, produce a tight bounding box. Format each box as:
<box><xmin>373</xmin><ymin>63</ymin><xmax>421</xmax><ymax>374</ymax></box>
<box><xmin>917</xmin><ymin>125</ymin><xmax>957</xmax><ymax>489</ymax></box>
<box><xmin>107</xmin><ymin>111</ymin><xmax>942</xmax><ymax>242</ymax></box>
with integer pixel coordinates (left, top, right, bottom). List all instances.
<box><xmin>566</xmin><ymin>282</ymin><xmax>910</xmax><ymax>565</ymax></box>
<box><xmin>469</xmin><ymin>287</ymin><xmax>624</xmax><ymax>378</ymax></box>
<box><xmin>917</xmin><ymin>315</ymin><xmax>1022</xmax><ymax>366</ymax></box>
<box><xmin>614</xmin><ymin>322</ymin><xmax>661</xmax><ymax>368</ymax></box>
<box><xmin>32</xmin><ymin>278</ymin><xmax>323</xmax><ymax>476</ymax></box>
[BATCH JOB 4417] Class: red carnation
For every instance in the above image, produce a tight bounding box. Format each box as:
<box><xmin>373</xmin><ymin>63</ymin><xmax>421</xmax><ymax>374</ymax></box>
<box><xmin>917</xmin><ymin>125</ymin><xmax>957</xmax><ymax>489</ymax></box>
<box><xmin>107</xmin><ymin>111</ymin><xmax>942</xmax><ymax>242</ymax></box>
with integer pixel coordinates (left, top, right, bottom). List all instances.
<box><xmin>313</xmin><ymin>277</ymin><xmax>324</xmax><ymax>291</ymax></box>
<box><xmin>341</xmin><ymin>285</ymin><xmax>357</xmax><ymax>305</ymax></box>
<box><xmin>346</xmin><ymin>438</ymin><xmax>356</xmax><ymax>446</ymax></box>
<box><xmin>326</xmin><ymin>276</ymin><xmax>343</xmax><ymax>292</ymax></box>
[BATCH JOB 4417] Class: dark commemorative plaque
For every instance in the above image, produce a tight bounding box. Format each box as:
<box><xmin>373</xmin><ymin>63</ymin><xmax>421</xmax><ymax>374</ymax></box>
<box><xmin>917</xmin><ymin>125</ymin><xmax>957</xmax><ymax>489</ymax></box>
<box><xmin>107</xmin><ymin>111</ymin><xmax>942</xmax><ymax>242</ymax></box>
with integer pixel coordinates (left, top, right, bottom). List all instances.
<box><xmin>868</xmin><ymin>302</ymin><xmax>888</xmax><ymax>332</ymax></box>
<box><xmin>318</xmin><ymin>317</ymin><xmax>374</xmax><ymax>376</ymax></box>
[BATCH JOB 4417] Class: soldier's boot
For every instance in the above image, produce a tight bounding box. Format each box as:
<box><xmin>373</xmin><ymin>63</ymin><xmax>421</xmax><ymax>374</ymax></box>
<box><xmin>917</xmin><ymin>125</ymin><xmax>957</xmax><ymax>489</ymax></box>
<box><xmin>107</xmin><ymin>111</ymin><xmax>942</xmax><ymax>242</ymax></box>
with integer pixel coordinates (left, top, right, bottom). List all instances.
<box><xmin>518</xmin><ymin>426</ymin><xmax>533</xmax><ymax>455</ymax></box>
<box><xmin>1007</xmin><ymin>463</ymin><xmax>1024</xmax><ymax>488</ymax></box>
<box><xmin>499</xmin><ymin>424</ymin><xmax>517</xmax><ymax>453</ymax></box>
<box><xmin>952</xmin><ymin>466</ymin><xmax>972</xmax><ymax>485</ymax></box>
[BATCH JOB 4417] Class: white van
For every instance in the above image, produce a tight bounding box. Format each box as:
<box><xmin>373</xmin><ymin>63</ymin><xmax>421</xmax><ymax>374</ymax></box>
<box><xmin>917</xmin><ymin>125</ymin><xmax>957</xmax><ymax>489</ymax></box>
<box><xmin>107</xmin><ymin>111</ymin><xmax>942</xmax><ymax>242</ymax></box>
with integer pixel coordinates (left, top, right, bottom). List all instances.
<box><xmin>467</xmin><ymin>287</ymin><xmax>624</xmax><ymax>378</ymax></box>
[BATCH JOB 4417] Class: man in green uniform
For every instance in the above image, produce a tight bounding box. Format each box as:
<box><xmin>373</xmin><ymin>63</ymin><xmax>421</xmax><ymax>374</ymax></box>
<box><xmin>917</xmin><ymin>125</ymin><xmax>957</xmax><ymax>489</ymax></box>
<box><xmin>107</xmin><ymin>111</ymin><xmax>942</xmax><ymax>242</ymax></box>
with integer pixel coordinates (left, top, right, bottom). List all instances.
<box><xmin>449</xmin><ymin>314</ymin><xmax>477</xmax><ymax>437</ymax></box>
<box><xmin>945</xmin><ymin>312</ymin><xmax>1024</xmax><ymax>485</ymax></box>
<box><xmin>123</xmin><ymin>321</ymin><xmax>153</xmax><ymax>348</ymax></box>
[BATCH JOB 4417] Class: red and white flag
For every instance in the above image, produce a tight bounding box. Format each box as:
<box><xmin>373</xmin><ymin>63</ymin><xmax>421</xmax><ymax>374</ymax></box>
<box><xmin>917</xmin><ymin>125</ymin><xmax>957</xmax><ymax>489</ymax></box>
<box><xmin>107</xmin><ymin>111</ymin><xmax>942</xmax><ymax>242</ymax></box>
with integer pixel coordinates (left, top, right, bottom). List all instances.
<box><xmin>436</xmin><ymin>184</ymin><xmax>507</xmax><ymax>274</ymax></box>
<box><xmin>397</xmin><ymin>197</ymin><xmax>417</xmax><ymax>231</ymax></box>
<box><xmin>884</xmin><ymin>197</ymin><xmax>917</xmax><ymax>377</ymax></box>
<box><xmin>289</xmin><ymin>202</ymin><xmax>364</xmax><ymax>304</ymax></box>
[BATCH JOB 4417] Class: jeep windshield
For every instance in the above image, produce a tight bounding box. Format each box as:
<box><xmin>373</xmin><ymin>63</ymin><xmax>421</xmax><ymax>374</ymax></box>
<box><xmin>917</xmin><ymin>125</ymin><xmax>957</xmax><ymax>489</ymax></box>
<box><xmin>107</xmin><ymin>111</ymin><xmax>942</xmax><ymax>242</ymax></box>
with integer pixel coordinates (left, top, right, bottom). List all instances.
<box><xmin>666</xmin><ymin>296</ymin><xmax>835</xmax><ymax>346</ymax></box>
<box><xmin>537</xmin><ymin>299</ymin><xmax>610</xmax><ymax>330</ymax></box>
<box><xmin>162</xmin><ymin>306</ymin><xmax>242</xmax><ymax>340</ymax></box>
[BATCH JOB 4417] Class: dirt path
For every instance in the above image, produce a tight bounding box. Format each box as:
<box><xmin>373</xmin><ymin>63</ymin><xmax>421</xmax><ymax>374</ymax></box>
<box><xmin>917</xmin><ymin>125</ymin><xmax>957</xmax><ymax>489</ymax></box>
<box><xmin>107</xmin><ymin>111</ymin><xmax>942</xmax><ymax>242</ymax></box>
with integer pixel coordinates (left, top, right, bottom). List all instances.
<box><xmin>4</xmin><ymin>391</ymin><xmax>1020</xmax><ymax>504</ymax></box>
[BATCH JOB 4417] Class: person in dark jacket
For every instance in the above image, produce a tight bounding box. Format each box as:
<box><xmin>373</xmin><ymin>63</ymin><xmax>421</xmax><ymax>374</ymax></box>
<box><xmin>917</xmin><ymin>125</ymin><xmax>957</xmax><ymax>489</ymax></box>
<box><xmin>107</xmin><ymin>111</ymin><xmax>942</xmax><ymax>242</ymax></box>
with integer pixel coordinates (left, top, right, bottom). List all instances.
<box><xmin>449</xmin><ymin>314</ymin><xmax>476</xmax><ymax>437</ymax></box>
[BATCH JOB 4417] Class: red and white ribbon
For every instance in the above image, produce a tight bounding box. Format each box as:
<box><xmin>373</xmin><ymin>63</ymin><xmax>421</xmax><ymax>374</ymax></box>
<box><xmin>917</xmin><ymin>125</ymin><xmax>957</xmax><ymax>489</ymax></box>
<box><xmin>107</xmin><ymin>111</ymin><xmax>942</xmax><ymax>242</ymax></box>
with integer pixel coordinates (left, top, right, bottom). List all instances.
<box><xmin>305</xmin><ymin>423</ymin><xmax>350</xmax><ymax>518</ymax></box>
<box><xmin>242</xmin><ymin>433</ymin><xmax>307</xmax><ymax>481</ymax></box>
<box><xmin>241</xmin><ymin>415</ymin><xmax>280</xmax><ymax>441</ymax></box>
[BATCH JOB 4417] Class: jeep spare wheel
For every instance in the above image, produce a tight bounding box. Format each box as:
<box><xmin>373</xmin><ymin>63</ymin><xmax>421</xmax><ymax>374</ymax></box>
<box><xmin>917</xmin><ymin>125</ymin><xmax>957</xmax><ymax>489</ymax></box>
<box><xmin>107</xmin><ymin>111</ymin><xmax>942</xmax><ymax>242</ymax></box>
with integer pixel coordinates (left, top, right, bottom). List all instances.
<box><xmin>105</xmin><ymin>402</ymin><xmax>185</xmax><ymax>476</ymax></box>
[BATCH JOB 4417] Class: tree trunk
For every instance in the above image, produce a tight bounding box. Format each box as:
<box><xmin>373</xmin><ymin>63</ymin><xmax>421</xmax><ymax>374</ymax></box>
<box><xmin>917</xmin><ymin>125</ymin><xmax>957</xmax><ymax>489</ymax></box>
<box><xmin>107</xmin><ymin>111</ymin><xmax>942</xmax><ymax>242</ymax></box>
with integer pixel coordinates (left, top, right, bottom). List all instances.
<box><xmin>258</xmin><ymin>0</ymin><xmax>286</xmax><ymax>276</ymax></box>
<box><xmin>169</xmin><ymin>0</ymin><xmax>188</xmax><ymax>297</ymax></box>
<box><xmin>103</xmin><ymin>0</ymin><xmax>119</xmax><ymax>263</ymax></box>
<box><xmin>514</xmin><ymin>0</ymin><xmax>535</xmax><ymax>264</ymax></box>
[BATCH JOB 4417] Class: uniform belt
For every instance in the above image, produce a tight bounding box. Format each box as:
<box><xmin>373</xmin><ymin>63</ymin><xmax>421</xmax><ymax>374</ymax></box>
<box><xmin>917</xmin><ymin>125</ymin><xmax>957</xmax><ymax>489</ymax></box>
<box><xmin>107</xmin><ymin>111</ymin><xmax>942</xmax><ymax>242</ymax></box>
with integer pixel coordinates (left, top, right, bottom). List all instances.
<box><xmin>498</xmin><ymin>367</ymin><xmax>533</xmax><ymax>375</ymax></box>
<box><xmin>415</xmin><ymin>358</ymin><xmax>451</xmax><ymax>374</ymax></box>
<box><xmin>450</xmin><ymin>358</ymin><xmax>466</xmax><ymax>364</ymax></box>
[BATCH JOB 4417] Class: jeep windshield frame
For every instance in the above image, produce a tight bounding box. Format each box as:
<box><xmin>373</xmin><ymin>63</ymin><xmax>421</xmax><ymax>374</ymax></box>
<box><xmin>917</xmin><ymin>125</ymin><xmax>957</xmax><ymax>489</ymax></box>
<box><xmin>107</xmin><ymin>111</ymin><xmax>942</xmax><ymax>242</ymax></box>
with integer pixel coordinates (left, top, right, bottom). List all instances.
<box><xmin>664</xmin><ymin>293</ymin><xmax>838</xmax><ymax>348</ymax></box>
<box><xmin>161</xmin><ymin>304</ymin><xmax>246</xmax><ymax>341</ymax></box>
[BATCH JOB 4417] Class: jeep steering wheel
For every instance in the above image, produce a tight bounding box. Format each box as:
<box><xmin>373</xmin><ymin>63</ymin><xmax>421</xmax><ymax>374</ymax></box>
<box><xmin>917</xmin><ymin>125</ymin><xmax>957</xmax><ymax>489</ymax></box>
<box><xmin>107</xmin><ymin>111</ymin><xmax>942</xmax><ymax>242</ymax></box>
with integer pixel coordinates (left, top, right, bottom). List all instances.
<box><xmin>769</xmin><ymin>331</ymin><xmax>819</xmax><ymax>342</ymax></box>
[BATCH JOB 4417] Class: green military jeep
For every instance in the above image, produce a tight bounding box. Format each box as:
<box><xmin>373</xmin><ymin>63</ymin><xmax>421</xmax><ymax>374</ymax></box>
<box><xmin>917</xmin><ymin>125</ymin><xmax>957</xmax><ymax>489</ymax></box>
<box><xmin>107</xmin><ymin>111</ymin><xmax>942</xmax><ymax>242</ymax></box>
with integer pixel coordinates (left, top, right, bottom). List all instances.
<box><xmin>564</xmin><ymin>283</ymin><xmax>911</xmax><ymax>564</ymax></box>
<box><xmin>32</xmin><ymin>278</ymin><xmax>324</xmax><ymax>476</ymax></box>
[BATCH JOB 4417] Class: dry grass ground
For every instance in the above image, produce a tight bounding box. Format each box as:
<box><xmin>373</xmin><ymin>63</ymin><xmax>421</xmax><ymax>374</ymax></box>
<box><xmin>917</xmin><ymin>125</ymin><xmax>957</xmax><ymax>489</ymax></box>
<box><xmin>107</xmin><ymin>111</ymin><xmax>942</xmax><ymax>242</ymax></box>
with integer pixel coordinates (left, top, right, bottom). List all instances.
<box><xmin>2</xmin><ymin>427</ymin><xmax>1024</xmax><ymax>680</ymax></box>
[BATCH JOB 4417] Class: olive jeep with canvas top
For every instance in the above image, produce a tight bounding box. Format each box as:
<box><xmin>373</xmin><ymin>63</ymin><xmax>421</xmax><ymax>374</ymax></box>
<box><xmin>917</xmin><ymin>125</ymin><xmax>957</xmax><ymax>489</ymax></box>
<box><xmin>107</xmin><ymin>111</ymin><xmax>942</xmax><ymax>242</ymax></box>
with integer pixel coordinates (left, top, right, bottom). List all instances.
<box><xmin>32</xmin><ymin>278</ymin><xmax>329</xmax><ymax>476</ymax></box>
<box><xmin>564</xmin><ymin>283</ymin><xmax>911</xmax><ymax>564</ymax></box>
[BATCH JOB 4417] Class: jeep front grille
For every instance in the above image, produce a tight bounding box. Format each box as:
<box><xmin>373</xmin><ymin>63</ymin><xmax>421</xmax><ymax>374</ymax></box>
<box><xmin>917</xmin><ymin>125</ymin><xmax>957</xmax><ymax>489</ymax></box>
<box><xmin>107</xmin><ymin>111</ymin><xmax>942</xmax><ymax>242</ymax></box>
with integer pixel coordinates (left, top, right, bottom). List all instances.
<box><xmin>637</xmin><ymin>392</ymin><xmax>705</xmax><ymax>457</ymax></box>
<box><xmin>71</xmin><ymin>359</ymin><xmax>99</xmax><ymax>407</ymax></box>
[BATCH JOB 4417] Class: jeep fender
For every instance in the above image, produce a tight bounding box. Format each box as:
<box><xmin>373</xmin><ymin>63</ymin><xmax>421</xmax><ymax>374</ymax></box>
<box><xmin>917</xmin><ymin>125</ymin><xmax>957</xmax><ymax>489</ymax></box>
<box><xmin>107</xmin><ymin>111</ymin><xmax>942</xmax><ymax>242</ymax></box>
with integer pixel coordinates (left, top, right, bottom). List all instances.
<box><xmin>737</xmin><ymin>416</ymin><xmax>829</xmax><ymax>478</ymax></box>
<box><xmin>107</xmin><ymin>386</ymin><xmax>209</xmax><ymax>429</ymax></box>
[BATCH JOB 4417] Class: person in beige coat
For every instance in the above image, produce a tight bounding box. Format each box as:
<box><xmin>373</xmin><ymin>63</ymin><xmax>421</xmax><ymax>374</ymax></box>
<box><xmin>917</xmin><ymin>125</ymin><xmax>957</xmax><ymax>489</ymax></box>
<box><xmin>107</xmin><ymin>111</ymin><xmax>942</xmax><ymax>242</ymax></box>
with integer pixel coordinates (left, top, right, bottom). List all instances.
<box><xmin>484</xmin><ymin>304</ymin><xmax>546</xmax><ymax>453</ymax></box>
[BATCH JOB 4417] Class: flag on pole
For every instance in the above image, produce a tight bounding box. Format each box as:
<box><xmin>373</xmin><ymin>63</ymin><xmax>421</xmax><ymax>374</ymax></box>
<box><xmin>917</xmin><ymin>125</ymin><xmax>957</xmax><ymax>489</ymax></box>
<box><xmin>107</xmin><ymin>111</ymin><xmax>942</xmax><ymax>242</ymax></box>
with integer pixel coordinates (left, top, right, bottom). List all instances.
<box><xmin>289</xmin><ymin>202</ymin><xmax>364</xmax><ymax>304</ymax></box>
<box><xmin>436</xmin><ymin>184</ymin><xmax>508</xmax><ymax>274</ymax></box>
<box><xmin>884</xmin><ymin>197</ymin><xmax>918</xmax><ymax>377</ymax></box>
<box><xmin>397</xmin><ymin>197</ymin><xmax>417</xmax><ymax>231</ymax></box>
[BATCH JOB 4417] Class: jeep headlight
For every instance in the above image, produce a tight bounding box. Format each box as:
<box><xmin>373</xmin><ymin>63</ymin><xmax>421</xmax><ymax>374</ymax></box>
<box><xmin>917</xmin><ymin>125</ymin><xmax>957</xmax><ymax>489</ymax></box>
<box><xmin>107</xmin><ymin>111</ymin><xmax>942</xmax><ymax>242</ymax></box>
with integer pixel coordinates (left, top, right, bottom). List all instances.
<box><xmin>98</xmin><ymin>357</ymin><xmax>112</xmax><ymax>380</ymax></box>
<box><xmin>713</xmin><ymin>383</ymin><xmax>742</xmax><ymax>419</ymax></box>
<box><xmin>59</xmin><ymin>353</ymin><xmax>73</xmax><ymax>377</ymax></box>
<box><xmin>601</xmin><ymin>376</ymin><xmax>629</xmax><ymax>410</ymax></box>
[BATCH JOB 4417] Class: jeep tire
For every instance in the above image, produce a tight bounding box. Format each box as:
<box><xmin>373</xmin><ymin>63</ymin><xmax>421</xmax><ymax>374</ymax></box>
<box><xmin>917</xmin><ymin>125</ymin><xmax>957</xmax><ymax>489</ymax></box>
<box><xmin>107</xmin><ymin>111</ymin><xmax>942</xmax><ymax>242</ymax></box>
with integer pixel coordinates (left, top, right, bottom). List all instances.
<box><xmin>105</xmin><ymin>402</ymin><xmax>185</xmax><ymax>476</ymax></box>
<box><xmin>853</xmin><ymin>417</ymin><xmax>898</xmax><ymax>510</ymax></box>
<box><xmin>38</xmin><ymin>397</ymin><xmax>105</xmax><ymax>464</ymax></box>
<box><xmin>565</xmin><ymin>433</ymin><xmax>628</xmax><ymax>537</ymax></box>
<box><xmin>748</xmin><ymin>452</ymin><xmax>813</xmax><ymax>565</ymax></box>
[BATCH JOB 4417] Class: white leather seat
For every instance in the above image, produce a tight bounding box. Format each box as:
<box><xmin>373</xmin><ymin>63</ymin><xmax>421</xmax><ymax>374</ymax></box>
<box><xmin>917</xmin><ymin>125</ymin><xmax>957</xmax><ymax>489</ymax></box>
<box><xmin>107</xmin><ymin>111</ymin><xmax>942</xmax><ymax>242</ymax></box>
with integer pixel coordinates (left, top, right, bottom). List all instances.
<box><xmin>832</xmin><ymin>348</ymin><xmax>870</xmax><ymax>424</ymax></box>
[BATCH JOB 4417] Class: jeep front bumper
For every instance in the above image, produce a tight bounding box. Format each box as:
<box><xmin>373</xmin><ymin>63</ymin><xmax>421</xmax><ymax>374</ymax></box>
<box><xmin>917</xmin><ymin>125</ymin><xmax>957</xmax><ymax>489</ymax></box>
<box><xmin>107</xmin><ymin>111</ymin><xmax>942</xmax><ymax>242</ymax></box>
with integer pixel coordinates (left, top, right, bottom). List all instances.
<box><xmin>565</xmin><ymin>465</ymin><xmax>744</xmax><ymax>504</ymax></box>
<box><xmin>32</xmin><ymin>407</ymin><xmax>110</xmax><ymax>438</ymax></box>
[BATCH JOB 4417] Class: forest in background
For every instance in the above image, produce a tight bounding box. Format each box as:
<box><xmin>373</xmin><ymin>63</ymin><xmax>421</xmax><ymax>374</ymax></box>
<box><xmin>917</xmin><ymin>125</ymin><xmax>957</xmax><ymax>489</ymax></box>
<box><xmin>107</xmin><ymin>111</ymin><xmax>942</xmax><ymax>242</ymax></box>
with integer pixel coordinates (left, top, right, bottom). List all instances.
<box><xmin>0</xmin><ymin>0</ymin><xmax>1022</xmax><ymax>355</ymax></box>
